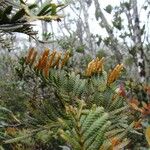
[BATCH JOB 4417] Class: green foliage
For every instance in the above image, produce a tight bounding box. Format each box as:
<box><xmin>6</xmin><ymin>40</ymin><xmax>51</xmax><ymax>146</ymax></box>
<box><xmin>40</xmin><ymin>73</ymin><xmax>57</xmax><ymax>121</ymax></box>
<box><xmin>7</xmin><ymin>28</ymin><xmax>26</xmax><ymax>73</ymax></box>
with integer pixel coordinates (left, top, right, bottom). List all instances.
<box><xmin>59</xmin><ymin>100</ymin><xmax>111</xmax><ymax>150</ymax></box>
<box><xmin>121</xmin><ymin>2</ymin><xmax>131</xmax><ymax>11</ymax></box>
<box><xmin>1</xmin><ymin>0</ymin><xmax>149</xmax><ymax>149</ymax></box>
<box><xmin>0</xmin><ymin>5</ymin><xmax>33</xmax><ymax>35</ymax></box>
<box><xmin>1</xmin><ymin>48</ymin><xmax>149</xmax><ymax>149</ymax></box>
<box><xmin>0</xmin><ymin>0</ymin><xmax>63</xmax><ymax>35</ymax></box>
<box><xmin>37</xmin><ymin>3</ymin><xmax>62</xmax><ymax>16</ymax></box>
<box><xmin>76</xmin><ymin>45</ymin><xmax>85</xmax><ymax>53</ymax></box>
<box><xmin>103</xmin><ymin>37</ymin><xmax>112</xmax><ymax>46</ymax></box>
<box><xmin>112</xmin><ymin>15</ymin><xmax>122</xmax><ymax>30</ymax></box>
<box><xmin>0</xmin><ymin>49</ymin><xmax>133</xmax><ymax>149</ymax></box>
<box><xmin>59</xmin><ymin>100</ymin><xmax>130</xmax><ymax>150</ymax></box>
<box><xmin>104</xmin><ymin>5</ymin><xmax>113</xmax><ymax>14</ymax></box>
<box><xmin>0</xmin><ymin>54</ymin><xmax>27</xmax><ymax>114</ymax></box>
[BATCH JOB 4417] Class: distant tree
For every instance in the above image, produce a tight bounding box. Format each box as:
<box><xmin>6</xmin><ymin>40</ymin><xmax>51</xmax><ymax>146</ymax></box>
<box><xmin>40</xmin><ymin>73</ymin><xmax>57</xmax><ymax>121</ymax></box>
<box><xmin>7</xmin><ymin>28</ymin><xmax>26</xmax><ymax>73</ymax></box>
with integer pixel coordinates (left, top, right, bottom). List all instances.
<box><xmin>93</xmin><ymin>0</ymin><xmax>150</xmax><ymax>83</ymax></box>
<box><xmin>55</xmin><ymin>0</ymin><xmax>150</xmax><ymax>83</ymax></box>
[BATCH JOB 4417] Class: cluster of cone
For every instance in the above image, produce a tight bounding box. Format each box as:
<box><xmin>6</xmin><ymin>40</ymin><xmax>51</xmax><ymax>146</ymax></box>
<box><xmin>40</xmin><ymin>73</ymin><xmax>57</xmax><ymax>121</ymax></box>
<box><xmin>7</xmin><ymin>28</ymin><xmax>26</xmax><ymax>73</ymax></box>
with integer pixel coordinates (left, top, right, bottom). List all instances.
<box><xmin>25</xmin><ymin>48</ymin><xmax>123</xmax><ymax>84</ymax></box>
<box><xmin>107</xmin><ymin>64</ymin><xmax>124</xmax><ymax>85</ymax></box>
<box><xmin>25</xmin><ymin>48</ymin><xmax>70</xmax><ymax>78</ymax></box>
<box><xmin>85</xmin><ymin>57</ymin><xmax>104</xmax><ymax>77</ymax></box>
<box><xmin>85</xmin><ymin>58</ymin><xmax>124</xmax><ymax>85</ymax></box>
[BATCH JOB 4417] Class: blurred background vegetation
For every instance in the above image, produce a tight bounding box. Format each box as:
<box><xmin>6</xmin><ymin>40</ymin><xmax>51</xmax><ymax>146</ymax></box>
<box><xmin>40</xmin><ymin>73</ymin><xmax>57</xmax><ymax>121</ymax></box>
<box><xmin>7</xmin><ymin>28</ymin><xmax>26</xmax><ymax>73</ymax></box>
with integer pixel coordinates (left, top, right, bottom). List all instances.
<box><xmin>0</xmin><ymin>0</ymin><xmax>150</xmax><ymax>149</ymax></box>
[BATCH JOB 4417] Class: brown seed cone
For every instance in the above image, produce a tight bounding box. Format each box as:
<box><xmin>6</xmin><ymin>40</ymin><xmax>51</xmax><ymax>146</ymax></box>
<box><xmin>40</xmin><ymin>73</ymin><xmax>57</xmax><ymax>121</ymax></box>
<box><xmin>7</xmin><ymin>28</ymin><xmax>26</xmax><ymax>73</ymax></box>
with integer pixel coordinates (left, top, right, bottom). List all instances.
<box><xmin>29</xmin><ymin>50</ymin><xmax>37</xmax><ymax>66</ymax></box>
<box><xmin>41</xmin><ymin>48</ymin><xmax>50</xmax><ymax>60</ymax></box>
<box><xmin>60</xmin><ymin>51</ymin><xmax>70</xmax><ymax>68</ymax></box>
<box><xmin>51</xmin><ymin>52</ymin><xmax>62</xmax><ymax>68</ymax></box>
<box><xmin>47</xmin><ymin>50</ymin><xmax>57</xmax><ymax>68</ymax></box>
<box><xmin>107</xmin><ymin>64</ymin><xmax>123</xmax><ymax>85</ymax></box>
<box><xmin>25</xmin><ymin>48</ymin><xmax>35</xmax><ymax>64</ymax></box>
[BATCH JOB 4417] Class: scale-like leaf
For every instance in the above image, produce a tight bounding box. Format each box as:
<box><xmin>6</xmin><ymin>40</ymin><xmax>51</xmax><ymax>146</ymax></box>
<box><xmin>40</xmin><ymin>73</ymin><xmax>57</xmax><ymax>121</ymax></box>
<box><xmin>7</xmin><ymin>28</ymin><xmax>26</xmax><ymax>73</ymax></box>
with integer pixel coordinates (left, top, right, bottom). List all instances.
<box><xmin>11</xmin><ymin>9</ymin><xmax>26</xmax><ymax>22</ymax></box>
<box><xmin>4</xmin><ymin>5</ymin><xmax>12</xmax><ymax>15</ymax></box>
<box><xmin>37</xmin><ymin>4</ymin><xmax>54</xmax><ymax>16</ymax></box>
